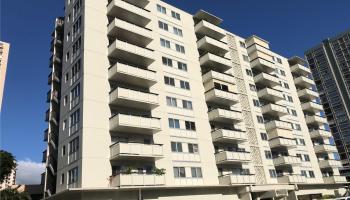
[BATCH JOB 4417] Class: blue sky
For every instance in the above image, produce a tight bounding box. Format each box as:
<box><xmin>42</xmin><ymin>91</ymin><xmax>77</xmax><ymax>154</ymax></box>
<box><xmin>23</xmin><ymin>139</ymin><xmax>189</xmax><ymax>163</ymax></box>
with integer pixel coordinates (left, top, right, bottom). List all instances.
<box><xmin>1</xmin><ymin>0</ymin><xmax>349</xmax><ymax>175</ymax></box>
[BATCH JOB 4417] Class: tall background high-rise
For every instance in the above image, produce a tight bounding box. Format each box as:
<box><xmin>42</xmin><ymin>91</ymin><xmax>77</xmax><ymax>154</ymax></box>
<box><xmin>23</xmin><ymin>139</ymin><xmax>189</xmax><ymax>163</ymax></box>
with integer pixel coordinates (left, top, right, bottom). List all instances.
<box><xmin>41</xmin><ymin>0</ymin><xmax>347</xmax><ymax>199</ymax></box>
<box><xmin>0</xmin><ymin>41</ymin><xmax>10</xmax><ymax>111</ymax></box>
<box><xmin>305</xmin><ymin>30</ymin><xmax>350</xmax><ymax>179</ymax></box>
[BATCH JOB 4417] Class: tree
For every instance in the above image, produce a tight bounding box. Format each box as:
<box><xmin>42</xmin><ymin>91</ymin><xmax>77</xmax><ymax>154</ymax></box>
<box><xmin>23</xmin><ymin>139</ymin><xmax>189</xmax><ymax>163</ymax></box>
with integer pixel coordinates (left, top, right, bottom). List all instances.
<box><xmin>0</xmin><ymin>188</ymin><xmax>31</xmax><ymax>200</ymax></box>
<box><xmin>0</xmin><ymin>150</ymin><xmax>17</xmax><ymax>183</ymax></box>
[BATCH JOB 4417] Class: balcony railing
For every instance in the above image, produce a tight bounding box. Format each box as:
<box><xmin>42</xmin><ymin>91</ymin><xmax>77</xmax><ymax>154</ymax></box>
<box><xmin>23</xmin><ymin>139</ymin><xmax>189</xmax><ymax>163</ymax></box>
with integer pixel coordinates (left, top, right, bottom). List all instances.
<box><xmin>297</xmin><ymin>88</ymin><xmax>319</xmax><ymax>101</ymax></box>
<box><xmin>109</xmin><ymin>87</ymin><xmax>159</xmax><ymax>110</ymax></box>
<box><xmin>202</xmin><ymin>70</ymin><xmax>235</xmax><ymax>84</ymax></box>
<box><xmin>301</xmin><ymin>102</ymin><xmax>323</xmax><ymax>114</ymax></box>
<box><xmin>211</xmin><ymin>129</ymin><xmax>247</xmax><ymax>143</ymax></box>
<box><xmin>309</xmin><ymin>129</ymin><xmax>332</xmax><ymax>139</ymax></box>
<box><xmin>215</xmin><ymin>151</ymin><xmax>251</xmax><ymax>164</ymax></box>
<box><xmin>261</xmin><ymin>103</ymin><xmax>288</xmax><ymax>117</ymax></box>
<box><xmin>269</xmin><ymin>137</ymin><xmax>297</xmax><ymax>149</ymax></box>
<box><xmin>318</xmin><ymin>159</ymin><xmax>342</xmax><ymax>168</ymax></box>
<box><xmin>250</xmin><ymin>57</ymin><xmax>276</xmax><ymax>74</ymax></box>
<box><xmin>294</xmin><ymin>76</ymin><xmax>314</xmax><ymax>89</ymax></box>
<box><xmin>110</xmin><ymin>173</ymin><xmax>165</xmax><ymax>187</ymax></box>
<box><xmin>205</xmin><ymin>89</ymin><xmax>239</xmax><ymax>106</ymax></box>
<box><xmin>199</xmin><ymin>52</ymin><xmax>231</xmax><ymax>73</ymax></box>
<box><xmin>110</xmin><ymin>142</ymin><xmax>163</xmax><ymax>160</ymax></box>
<box><xmin>277</xmin><ymin>174</ymin><xmax>306</xmax><ymax>184</ymax></box>
<box><xmin>253</xmin><ymin>73</ymin><xmax>280</xmax><ymax>87</ymax></box>
<box><xmin>208</xmin><ymin>108</ymin><xmax>242</xmax><ymax>123</ymax></box>
<box><xmin>314</xmin><ymin>144</ymin><xmax>337</xmax><ymax>153</ymax></box>
<box><xmin>218</xmin><ymin>174</ymin><xmax>255</xmax><ymax>185</ymax></box>
<box><xmin>323</xmin><ymin>175</ymin><xmax>347</xmax><ymax>184</ymax></box>
<box><xmin>257</xmin><ymin>87</ymin><xmax>284</xmax><ymax>102</ymax></box>
<box><xmin>197</xmin><ymin>36</ymin><xmax>228</xmax><ymax>56</ymax></box>
<box><xmin>108</xmin><ymin>62</ymin><xmax>157</xmax><ymax>87</ymax></box>
<box><xmin>273</xmin><ymin>156</ymin><xmax>301</xmax><ymax>166</ymax></box>
<box><xmin>305</xmin><ymin>115</ymin><xmax>327</xmax><ymax>126</ymax></box>
<box><xmin>194</xmin><ymin>20</ymin><xmax>226</xmax><ymax>40</ymax></box>
<box><xmin>109</xmin><ymin>113</ymin><xmax>161</xmax><ymax>134</ymax></box>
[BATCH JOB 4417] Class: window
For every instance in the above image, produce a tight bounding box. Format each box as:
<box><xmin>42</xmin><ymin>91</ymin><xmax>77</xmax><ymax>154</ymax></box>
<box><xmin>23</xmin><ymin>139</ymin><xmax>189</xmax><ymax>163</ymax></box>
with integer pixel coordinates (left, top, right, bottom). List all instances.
<box><xmin>280</xmin><ymin>70</ymin><xmax>286</xmax><ymax>76</ymax></box>
<box><xmin>73</xmin><ymin>0</ymin><xmax>82</xmax><ymax>19</ymax></box>
<box><xmin>72</xmin><ymin>60</ymin><xmax>81</xmax><ymax>83</ymax></box>
<box><xmin>257</xmin><ymin>116</ymin><xmax>264</xmax><ymax>124</ymax></box>
<box><xmin>173</xmin><ymin>27</ymin><xmax>183</xmax><ymax>37</ymax></box>
<box><xmin>301</xmin><ymin>170</ymin><xmax>307</xmax><ymax>177</ymax></box>
<box><xmin>162</xmin><ymin>57</ymin><xmax>173</xmax><ymax>67</ymax></box>
<box><xmin>69</xmin><ymin>136</ymin><xmax>79</xmax><ymax>154</ymax></box>
<box><xmin>293</xmin><ymin>123</ymin><xmax>301</xmax><ymax>131</ymax></box>
<box><xmin>246</xmin><ymin>69</ymin><xmax>253</xmax><ymax>76</ymax></box>
<box><xmin>61</xmin><ymin>173</ymin><xmax>65</xmax><ymax>184</ymax></box>
<box><xmin>188</xmin><ymin>143</ymin><xmax>199</xmax><ymax>153</ymax></box>
<box><xmin>70</xmin><ymin>109</ymin><xmax>80</xmax><ymax>133</ymax></box>
<box><xmin>265</xmin><ymin>151</ymin><xmax>272</xmax><ymax>159</ymax></box>
<box><xmin>185</xmin><ymin>121</ymin><xmax>196</xmax><ymax>131</ymax></box>
<box><xmin>309</xmin><ymin>171</ymin><xmax>315</xmax><ymax>178</ymax></box>
<box><xmin>66</xmin><ymin>52</ymin><xmax>70</xmax><ymax>62</ymax></box>
<box><xmin>253</xmin><ymin>99</ymin><xmax>260</xmax><ymax>107</ymax></box>
<box><xmin>291</xmin><ymin>109</ymin><xmax>297</xmax><ymax>116</ymax></box>
<box><xmin>174</xmin><ymin>167</ymin><xmax>186</xmax><ymax>178</ymax></box>
<box><xmin>164</xmin><ymin>76</ymin><xmax>175</xmax><ymax>86</ymax></box>
<box><xmin>166</xmin><ymin>97</ymin><xmax>177</xmax><ymax>107</ymax></box>
<box><xmin>171</xmin><ymin>11</ymin><xmax>181</xmax><ymax>20</ymax></box>
<box><xmin>182</xmin><ymin>100</ymin><xmax>193</xmax><ymax>110</ymax></box>
<box><xmin>68</xmin><ymin>167</ymin><xmax>79</xmax><ymax>184</ymax></box>
<box><xmin>177</xmin><ymin>62</ymin><xmax>187</xmax><ymax>71</ymax></box>
<box><xmin>261</xmin><ymin>133</ymin><xmax>268</xmax><ymax>141</ymax></box>
<box><xmin>65</xmin><ymin>73</ymin><xmax>69</xmax><ymax>82</ymax></box>
<box><xmin>63</xmin><ymin>119</ymin><xmax>67</xmax><ymax>130</ymax></box>
<box><xmin>284</xmin><ymin>82</ymin><xmax>289</xmax><ymax>89</ymax></box>
<box><xmin>62</xmin><ymin>146</ymin><xmax>66</xmax><ymax>156</ymax></box>
<box><xmin>191</xmin><ymin>167</ymin><xmax>202</xmax><ymax>178</ymax></box>
<box><xmin>269</xmin><ymin>169</ymin><xmax>277</xmax><ymax>178</ymax></box>
<box><xmin>214</xmin><ymin>82</ymin><xmax>229</xmax><ymax>91</ymax></box>
<box><xmin>168</xmin><ymin>118</ymin><xmax>180</xmax><ymax>129</ymax></box>
<box><xmin>276</xmin><ymin>57</ymin><xmax>282</xmax><ymax>64</ymax></box>
<box><xmin>160</xmin><ymin>38</ymin><xmax>171</xmax><ymax>48</ymax></box>
<box><xmin>157</xmin><ymin>4</ymin><xmax>166</xmax><ymax>14</ymax></box>
<box><xmin>304</xmin><ymin>154</ymin><xmax>310</xmax><ymax>161</ymax></box>
<box><xmin>72</xmin><ymin>37</ymin><xmax>82</xmax><ymax>59</ymax></box>
<box><xmin>158</xmin><ymin>21</ymin><xmax>168</xmax><ymax>31</ymax></box>
<box><xmin>171</xmin><ymin>142</ymin><xmax>183</xmax><ymax>152</ymax></box>
<box><xmin>70</xmin><ymin>83</ymin><xmax>80</xmax><ymax>106</ymax></box>
<box><xmin>243</xmin><ymin>55</ymin><xmax>249</xmax><ymax>62</ymax></box>
<box><xmin>64</xmin><ymin>95</ymin><xmax>68</xmax><ymax>106</ymax></box>
<box><xmin>175</xmin><ymin>44</ymin><xmax>185</xmax><ymax>53</ymax></box>
<box><xmin>180</xmin><ymin>80</ymin><xmax>190</xmax><ymax>90</ymax></box>
<box><xmin>287</xmin><ymin>96</ymin><xmax>293</xmax><ymax>102</ymax></box>
<box><xmin>73</xmin><ymin>17</ymin><xmax>82</xmax><ymax>37</ymax></box>
<box><xmin>249</xmin><ymin>84</ymin><xmax>256</xmax><ymax>91</ymax></box>
<box><xmin>240</xmin><ymin>41</ymin><xmax>246</xmax><ymax>48</ymax></box>
<box><xmin>296</xmin><ymin>154</ymin><xmax>302</xmax><ymax>160</ymax></box>
<box><xmin>299</xmin><ymin>139</ymin><xmax>306</xmax><ymax>146</ymax></box>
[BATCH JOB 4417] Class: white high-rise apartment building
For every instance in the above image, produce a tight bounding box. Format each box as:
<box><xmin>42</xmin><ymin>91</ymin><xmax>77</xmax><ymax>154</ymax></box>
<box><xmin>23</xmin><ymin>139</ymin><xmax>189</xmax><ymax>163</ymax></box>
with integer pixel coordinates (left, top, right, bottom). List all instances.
<box><xmin>0</xmin><ymin>41</ymin><xmax>10</xmax><ymax>111</ymax></box>
<box><xmin>42</xmin><ymin>0</ymin><xmax>347</xmax><ymax>199</ymax></box>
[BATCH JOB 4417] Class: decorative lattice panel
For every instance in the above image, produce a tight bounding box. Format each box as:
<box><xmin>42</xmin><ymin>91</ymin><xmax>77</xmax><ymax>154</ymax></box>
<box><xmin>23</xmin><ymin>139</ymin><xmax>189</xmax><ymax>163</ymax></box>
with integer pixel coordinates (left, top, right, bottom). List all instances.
<box><xmin>254</xmin><ymin>166</ymin><xmax>267</xmax><ymax>184</ymax></box>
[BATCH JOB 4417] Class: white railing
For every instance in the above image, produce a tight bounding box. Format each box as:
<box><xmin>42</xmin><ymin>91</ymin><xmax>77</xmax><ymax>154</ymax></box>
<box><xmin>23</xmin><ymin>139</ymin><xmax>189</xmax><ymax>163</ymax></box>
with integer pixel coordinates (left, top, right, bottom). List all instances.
<box><xmin>109</xmin><ymin>39</ymin><xmax>154</xmax><ymax>60</ymax></box>
<box><xmin>211</xmin><ymin>129</ymin><xmax>247</xmax><ymax>142</ymax></box>
<box><xmin>202</xmin><ymin>70</ymin><xmax>235</xmax><ymax>84</ymax></box>
<box><xmin>109</xmin><ymin>62</ymin><xmax>156</xmax><ymax>82</ymax></box>
<box><xmin>273</xmin><ymin>156</ymin><xmax>301</xmax><ymax>166</ymax></box>
<box><xmin>219</xmin><ymin>174</ymin><xmax>255</xmax><ymax>185</ymax></box>
<box><xmin>110</xmin><ymin>87</ymin><xmax>159</xmax><ymax>105</ymax></box>
<box><xmin>215</xmin><ymin>151</ymin><xmax>251</xmax><ymax>163</ymax></box>
<box><xmin>110</xmin><ymin>113</ymin><xmax>161</xmax><ymax>131</ymax></box>
<box><xmin>111</xmin><ymin>174</ymin><xmax>165</xmax><ymax>187</ymax></box>
<box><xmin>110</xmin><ymin>142</ymin><xmax>163</xmax><ymax>159</ymax></box>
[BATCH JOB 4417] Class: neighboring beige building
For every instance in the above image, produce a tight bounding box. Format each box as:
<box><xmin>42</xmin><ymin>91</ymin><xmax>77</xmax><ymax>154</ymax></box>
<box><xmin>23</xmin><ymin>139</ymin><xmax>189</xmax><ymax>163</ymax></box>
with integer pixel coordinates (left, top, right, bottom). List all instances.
<box><xmin>0</xmin><ymin>41</ymin><xmax>10</xmax><ymax>111</ymax></box>
<box><xmin>0</xmin><ymin>167</ymin><xmax>16</xmax><ymax>190</ymax></box>
<box><xmin>42</xmin><ymin>0</ymin><xmax>347</xmax><ymax>199</ymax></box>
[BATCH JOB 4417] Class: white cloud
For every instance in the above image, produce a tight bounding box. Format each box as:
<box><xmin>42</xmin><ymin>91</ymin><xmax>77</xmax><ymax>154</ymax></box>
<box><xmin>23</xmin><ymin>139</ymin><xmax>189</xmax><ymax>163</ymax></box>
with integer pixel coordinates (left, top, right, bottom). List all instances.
<box><xmin>16</xmin><ymin>159</ymin><xmax>45</xmax><ymax>185</ymax></box>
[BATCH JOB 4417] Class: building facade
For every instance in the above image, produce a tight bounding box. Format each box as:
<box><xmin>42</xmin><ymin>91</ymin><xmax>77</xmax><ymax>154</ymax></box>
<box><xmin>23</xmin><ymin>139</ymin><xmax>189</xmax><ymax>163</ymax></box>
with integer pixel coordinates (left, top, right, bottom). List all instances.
<box><xmin>305</xmin><ymin>30</ymin><xmax>350</xmax><ymax>179</ymax></box>
<box><xmin>42</xmin><ymin>0</ymin><xmax>347</xmax><ymax>199</ymax></box>
<box><xmin>0</xmin><ymin>41</ymin><xmax>10</xmax><ymax>111</ymax></box>
<box><xmin>0</xmin><ymin>167</ymin><xmax>16</xmax><ymax>190</ymax></box>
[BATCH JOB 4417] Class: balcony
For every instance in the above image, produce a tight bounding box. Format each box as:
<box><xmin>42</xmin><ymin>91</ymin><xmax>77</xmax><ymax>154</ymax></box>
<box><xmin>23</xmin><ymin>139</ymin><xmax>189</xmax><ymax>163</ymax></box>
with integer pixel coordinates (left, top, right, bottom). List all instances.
<box><xmin>46</xmin><ymin>90</ymin><xmax>59</xmax><ymax>104</ymax></box>
<box><xmin>42</xmin><ymin>150</ymin><xmax>47</xmax><ymax>163</ymax></box>
<box><xmin>314</xmin><ymin>144</ymin><xmax>337</xmax><ymax>153</ymax></box>
<box><xmin>108</xmin><ymin>18</ymin><xmax>153</xmax><ymax>47</ymax></box>
<box><xmin>261</xmin><ymin>103</ymin><xmax>288</xmax><ymax>117</ymax></box>
<box><xmin>197</xmin><ymin>36</ymin><xmax>228</xmax><ymax>56</ymax></box>
<box><xmin>290</xmin><ymin>64</ymin><xmax>311</xmax><ymax>77</ymax></box>
<box><xmin>50</xmin><ymin>38</ymin><xmax>62</xmax><ymax>51</ymax></box>
<box><xmin>265</xmin><ymin>120</ymin><xmax>293</xmax><ymax>140</ymax></box>
<box><xmin>122</xmin><ymin>0</ymin><xmax>149</xmax><ymax>8</ymax></box>
<box><xmin>257</xmin><ymin>88</ymin><xmax>284</xmax><ymax>102</ymax></box>
<box><xmin>294</xmin><ymin>76</ymin><xmax>314</xmax><ymax>89</ymax></box>
<box><xmin>219</xmin><ymin>174</ymin><xmax>255</xmax><ymax>185</ymax></box>
<box><xmin>273</xmin><ymin>156</ymin><xmax>301</xmax><ymax>166</ymax></box>
<box><xmin>49</xmin><ymin>55</ymin><xmax>61</xmax><ymax>67</ymax></box>
<box><xmin>202</xmin><ymin>70</ymin><xmax>235</xmax><ymax>85</ymax></box>
<box><xmin>109</xmin><ymin>113</ymin><xmax>161</xmax><ymax>134</ymax></box>
<box><xmin>205</xmin><ymin>89</ymin><xmax>239</xmax><ymax>106</ymax></box>
<box><xmin>298</xmin><ymin>89</ymin><xmax>319</xmax><ymax>101</ymax></box>
<box><xmin>301</xmin><ymin>102</ymin><xmax>323</xmax><ymax>114</ymax></box>
<box><xmin>318</xmin><ymin>159</ymin><xmax>342</xmax><ymax>168</ymax></box>
<box><xmin>265</xmin><ymin>120</ymin><xmax>292</xmax><ymax>131</ymax></box>
<box><xmin>323</xmin><ymin>176</ymin><xmax>347</xmax><ymax>184</ymax></box>
<box><xmin>107</xmin><ymin>0</ymin><xmax>151</xmax><ymax>27</ymax></box>
<box><xmin>305</xmin><ymin>115</ymin><xmax>327</xmax><ymax>126</ymax></box>
<box><xmin>110</xmin><ymin>174</ymin><xmax>165</xmax><ymax>187</ymax></box>
<box><xmin>208</xmin><ymin>108</ymin><xmax>242</xmax><ymax>123</ymax></box>
<box><xmin>199</xmin><ymin>53</ymin><xmax>231</xmax><ymax>73</ymax></box>
<box><xmin>254</xmin><ymin>73</ymin><xmax>280</xmax><ymax>87</ymax></box>
<box><xmin>108</xmin><ymin>39</ymin><xmax>155</xmax><ymax>67</ymax></box>
<box><xmin>110</xmin><ymin>142</ymin><xmax>163</xmax><ymax>160</ymax></box>
<box><xmin>309</xmin><ymin>129</ymin><xmax>332</xmax><ymax>139</ymax></box>
<box><xmin>250</xmin><ymin>57</ymin><xmax>276</xmax><ymax>73</ymax></box>
<box><xmin>277</xmin><ymin>175</ymin><xmax>306</xmax><ymax>184</ymax></box>
<box><xmin>269</xmin><ymin>137</ymin><xmax>297</xmax><ymax>149</ymax></box>
<box><xmin>194</xmin><ymin>20</ymin><xmax>226</xmax><ymax>40</ymax></box>
<box><xmin>109</xmin><ymin>87</ymin><xmax>159</xmax><ymax>110</ymax></box>
<box><xmin>211</xmin><ymin>129</ymin><xmax>247</xmax><ymax>143</ymax></box>
<box><xmin>215</xmin><ymin>151</ymin><xmax>251</xmax><ymax>164</ymax></box>
<box><xmin>48</xmin><ymin>72</ymin><xmax>60</xmax><ymax>85</ymax></box>
<box><xmin>108</xmin><ymin>62</ymin><xmax>157</xmax><ymax>88</ymax></box>
<box><xmin>44</xmin><ymin>129</ymin><xmax>48</xmax><ymax>142</ymax></box>
<box><xmin>45</xmin><ymin>110</ymin><xmax>58</xmax><ymax>126</ymax></box>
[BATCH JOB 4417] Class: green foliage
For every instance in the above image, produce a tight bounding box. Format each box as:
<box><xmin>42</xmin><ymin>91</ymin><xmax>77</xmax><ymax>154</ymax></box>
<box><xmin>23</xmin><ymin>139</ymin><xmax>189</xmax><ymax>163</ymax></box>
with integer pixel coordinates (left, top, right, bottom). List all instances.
<box><xmin>0</xmin><ymin>188</ymin><xmax>31</xmax><ymax>200</ymax></box>
<box><xmin>153</xmin><ymin>168</ymin><xmax>166</xmax><ymax>176</ymax></box>
<box><xmin>0</xmin><ymin>150</ymin><xmax>17</xmax><ymax>183</ymax></box>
